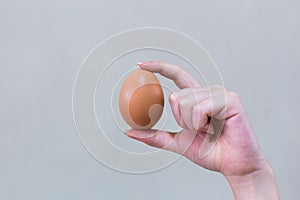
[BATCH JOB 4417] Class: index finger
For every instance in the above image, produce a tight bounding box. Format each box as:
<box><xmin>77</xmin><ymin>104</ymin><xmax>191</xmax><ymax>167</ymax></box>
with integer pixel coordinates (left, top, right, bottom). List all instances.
<box><xmin>137</xmin><ymin>61</ymin><xmax>201</xmax><ymax>89</ymax></box>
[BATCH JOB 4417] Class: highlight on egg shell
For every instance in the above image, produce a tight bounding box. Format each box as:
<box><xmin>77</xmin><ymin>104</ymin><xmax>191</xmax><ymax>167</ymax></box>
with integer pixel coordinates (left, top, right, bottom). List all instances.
<box><xmin>119</xmin><ymin>69</ymin><xmax>164</xmax><ymax>130</ymax></box>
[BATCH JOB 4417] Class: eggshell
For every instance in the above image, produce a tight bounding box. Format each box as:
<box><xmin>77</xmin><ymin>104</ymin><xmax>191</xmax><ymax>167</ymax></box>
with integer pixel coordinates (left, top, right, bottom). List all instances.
<box><xmin>119</xmin><ymin>69</ymin><xmax>164</xmax><ymax>130</ymax></box>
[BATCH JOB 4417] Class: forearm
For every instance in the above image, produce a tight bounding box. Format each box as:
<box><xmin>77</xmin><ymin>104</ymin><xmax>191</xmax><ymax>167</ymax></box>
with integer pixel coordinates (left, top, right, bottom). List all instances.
<box><xmin>225</xmin><ymin>164</ymin><xmax>279</xmax><ymax>200</ymax></box>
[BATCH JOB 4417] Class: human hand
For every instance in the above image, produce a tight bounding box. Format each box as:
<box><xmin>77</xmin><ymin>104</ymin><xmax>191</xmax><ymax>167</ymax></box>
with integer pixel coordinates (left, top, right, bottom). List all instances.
<box><xmin>126</xmin><ymin>61</ymin><xmax>279</xmax><ymax>199</ymax></box>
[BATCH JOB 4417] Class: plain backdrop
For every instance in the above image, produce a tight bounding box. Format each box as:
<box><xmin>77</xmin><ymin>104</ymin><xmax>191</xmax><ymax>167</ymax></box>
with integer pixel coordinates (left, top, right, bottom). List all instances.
<box><xmin>1</xmin><ymin>0</ymin><xmax>299</xmax><ymax>199</ymax></box>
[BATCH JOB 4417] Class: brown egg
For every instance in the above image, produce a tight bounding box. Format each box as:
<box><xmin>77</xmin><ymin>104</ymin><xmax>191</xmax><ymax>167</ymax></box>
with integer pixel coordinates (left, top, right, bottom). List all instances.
<box><xmin>119</xmin><ymin>69</ymin><xmax>164</xmax><ymax>130</ymax></box>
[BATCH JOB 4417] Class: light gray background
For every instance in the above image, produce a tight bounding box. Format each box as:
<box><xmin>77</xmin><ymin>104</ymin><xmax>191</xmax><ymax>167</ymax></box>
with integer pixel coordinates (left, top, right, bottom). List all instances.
<box><xmin>1</xmin><ymin>0</ymin><xmax>299</xmax><ymax>199</ymax></box>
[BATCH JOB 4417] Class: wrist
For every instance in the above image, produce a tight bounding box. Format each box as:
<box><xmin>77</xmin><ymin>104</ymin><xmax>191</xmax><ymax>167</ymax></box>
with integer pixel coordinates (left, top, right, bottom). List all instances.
<box><xmin>225</xmin><ymin>163</ymin><xmax>279</xmax><ymax>200</ymax></box>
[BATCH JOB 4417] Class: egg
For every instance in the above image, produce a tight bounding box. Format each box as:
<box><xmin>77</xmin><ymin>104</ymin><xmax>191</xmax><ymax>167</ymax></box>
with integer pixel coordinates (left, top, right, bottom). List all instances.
<box><xmin>119</xmin><ymin>69</ymin><xmax>164</xmax><ymax>130</ymax></box>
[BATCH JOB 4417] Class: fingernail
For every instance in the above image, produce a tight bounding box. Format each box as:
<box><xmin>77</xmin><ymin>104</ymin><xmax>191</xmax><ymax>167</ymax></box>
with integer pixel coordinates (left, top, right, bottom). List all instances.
<box><xmin>137</xmin><ymin>61</ymin><xmax>153</xmax><ymax>66</ymax></box>
<box><xmin>169</xmin><ymin>93</ymin><xmax>175</xmax><ymax>101</ymax></box>
<box><xmin>169</xmin><ymin>93</ymin><xmax>177</xmax><ymax>105</ymax></box>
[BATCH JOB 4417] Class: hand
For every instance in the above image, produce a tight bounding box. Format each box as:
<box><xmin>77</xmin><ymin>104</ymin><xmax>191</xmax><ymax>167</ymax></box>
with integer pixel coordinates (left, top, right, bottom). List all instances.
<box><xmin>126</xmin><ymin>61</ymin><xmax>279</xmax><ymax>199</ymax></box>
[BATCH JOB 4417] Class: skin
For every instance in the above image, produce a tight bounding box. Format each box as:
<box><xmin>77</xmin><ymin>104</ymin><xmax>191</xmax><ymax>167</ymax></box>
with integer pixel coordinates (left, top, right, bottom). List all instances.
<box><xmin>126</xmin><ymin>61</ymin><xmax>279</xmax><ymax>199</ymax></box>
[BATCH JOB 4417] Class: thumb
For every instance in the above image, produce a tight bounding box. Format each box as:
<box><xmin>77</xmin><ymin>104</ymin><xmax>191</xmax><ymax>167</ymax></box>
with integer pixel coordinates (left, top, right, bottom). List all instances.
<box><xmin>126</xmin><ymin>129</ymin><xmax>178</xmax><ymax>152</ymax></box>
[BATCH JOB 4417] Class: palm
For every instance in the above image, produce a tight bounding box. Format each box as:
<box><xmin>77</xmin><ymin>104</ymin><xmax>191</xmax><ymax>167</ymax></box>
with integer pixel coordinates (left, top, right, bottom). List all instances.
<box><xmin>182</xmin><ymin>112</ymin><xmax>264</xmax><ymax>176</ymax></box>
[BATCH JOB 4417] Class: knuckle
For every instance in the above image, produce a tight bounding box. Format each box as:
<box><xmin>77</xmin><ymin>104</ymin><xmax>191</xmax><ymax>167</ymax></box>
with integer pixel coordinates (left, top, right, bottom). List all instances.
<box><xmin>172</xmin><ymin>69</ymin><xmax>181</xmax><ymax>80</ymax></box>
<box><xmin>227</xmin><ymin>91</ymin><xmax>242</xmax><ymax>106</ymax></box>
<box><xmin>211</xmin><ymin>85</ymin><xmax>226</xmax><ymax>91</ymax></box>
<box><xmin>192</xmin><ymin>104</ymin><xmax>200</xmax><ymax>113</ymax></box>
<box><xmin>227</xmin><ymin>91</ymin><xmax>240</xmax><ymax>100</ymax></box>
<box><xmin>178</xmin><ymin>97</ymin><xmax>189</xmax><ymax>107</ymax></box>
<box><xmin>193</xmin><ymin>104</ymin><xmax>205</xmax><ymax>117</ymax></box>
<box><xmin>209</xmin><ymin>85</ymin><xmax>227</xmax><ymax>96</ymax></box>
